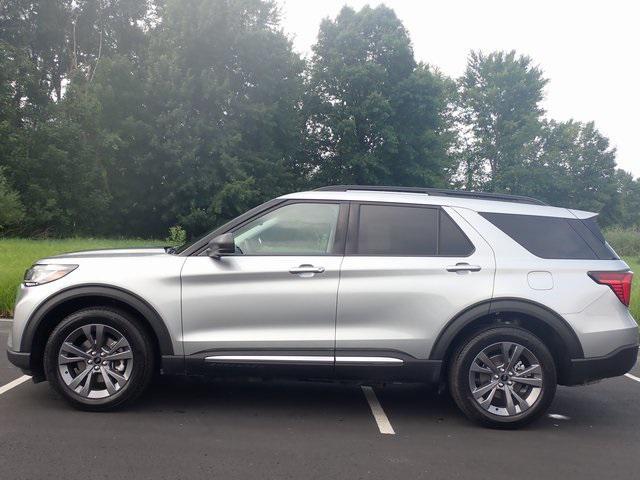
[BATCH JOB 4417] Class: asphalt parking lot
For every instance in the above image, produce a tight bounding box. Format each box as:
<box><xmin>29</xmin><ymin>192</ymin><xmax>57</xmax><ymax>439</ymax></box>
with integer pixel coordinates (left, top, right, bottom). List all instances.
<box><xmin>1</xmin><ymin>319</ymin><xmax>639</xmax><ymax>480</ymax></box>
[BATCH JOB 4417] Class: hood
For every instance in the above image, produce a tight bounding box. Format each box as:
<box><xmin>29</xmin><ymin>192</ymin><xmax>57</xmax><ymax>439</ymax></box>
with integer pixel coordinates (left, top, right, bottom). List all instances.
<box><xmin>41</xmin><ymin>247</ymin><xmax>169</xmax><ymax>261</ymax></box>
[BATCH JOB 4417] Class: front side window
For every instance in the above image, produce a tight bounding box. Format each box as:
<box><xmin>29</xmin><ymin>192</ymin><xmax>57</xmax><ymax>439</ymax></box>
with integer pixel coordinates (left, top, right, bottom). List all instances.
<box><xmin>233</xmin><ymin>203</ymin><xmax>340</xmax><ymax>255</ymax></box>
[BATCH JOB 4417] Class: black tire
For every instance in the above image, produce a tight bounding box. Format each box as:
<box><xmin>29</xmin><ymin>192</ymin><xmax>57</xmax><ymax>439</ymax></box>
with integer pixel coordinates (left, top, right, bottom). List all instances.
<box><xmin>43</xmin><ymin>307</ymin><xmax>155</xmax><ymax>411</ymax></box>
<box><xmin>448</xmin><ymin>326</ymin><xmax>557</xmax><ymax>429</ymax></box>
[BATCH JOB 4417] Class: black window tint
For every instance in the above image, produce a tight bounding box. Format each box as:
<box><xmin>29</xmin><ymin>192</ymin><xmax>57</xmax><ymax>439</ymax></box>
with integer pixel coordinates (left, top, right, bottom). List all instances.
<box><xmin>569</xmin><ymin>218</ymin><xmax>618</xmax><ymax>260</ymax></box>
<box><xmin>439</xmin><ymin>211</ymin><xmax>474</xmax><ymax>256</ymax></box>
<box><xmin>582</xmin><ymin>217</ymin><xmax>606</xmax><ymax>242</ymax></box>
<box><xmin>357</xmin><ymin>205</ymin><xmax>437</xmax><ymax>255</ymax></box>
<box><xmin>480</xmin><ymin>212</ymin><xmax>600</xmax><ymax>259</ymax></box>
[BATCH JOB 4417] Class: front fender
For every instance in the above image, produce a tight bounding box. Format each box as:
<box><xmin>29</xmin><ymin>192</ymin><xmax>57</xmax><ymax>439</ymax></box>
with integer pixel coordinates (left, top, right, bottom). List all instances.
<box><xmin>19</xmin><ymin>284</ymin><xmax>175</xmax><ymax>356</ymax></box>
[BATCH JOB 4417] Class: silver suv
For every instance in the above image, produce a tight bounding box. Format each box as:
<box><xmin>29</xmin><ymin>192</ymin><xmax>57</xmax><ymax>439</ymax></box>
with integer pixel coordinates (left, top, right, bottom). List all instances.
<box><xmin>7</xmin><ymin>186</ymin><xmax>638</xmax><ymax>428</ymax></box>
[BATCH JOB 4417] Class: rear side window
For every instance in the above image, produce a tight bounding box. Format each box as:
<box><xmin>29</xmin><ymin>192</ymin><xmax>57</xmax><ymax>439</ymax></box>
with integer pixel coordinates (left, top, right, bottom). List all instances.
<box><xmin>353</xmin><ymin>204</ymin><xmax>474</xmax><ymax>256</ymax></box>
<box><xmin>480</xmin><ymin>212</ymin><xmax>617</xmax><ymax>260</ymax></box>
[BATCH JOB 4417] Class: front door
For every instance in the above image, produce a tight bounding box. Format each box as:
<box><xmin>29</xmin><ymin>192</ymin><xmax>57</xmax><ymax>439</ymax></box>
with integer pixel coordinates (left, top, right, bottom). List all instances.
<box><xmin>181</xmin><ymin>201</ymin><xmax>346</xmax><ymax>371</ymax></box>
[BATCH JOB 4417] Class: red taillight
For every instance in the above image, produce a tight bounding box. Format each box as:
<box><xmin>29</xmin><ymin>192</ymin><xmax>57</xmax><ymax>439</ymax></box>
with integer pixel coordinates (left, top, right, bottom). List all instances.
<box><xmin>588</xmin><ymin>271</ymin><xmax>633</xmax><ymax>307</ymax></box>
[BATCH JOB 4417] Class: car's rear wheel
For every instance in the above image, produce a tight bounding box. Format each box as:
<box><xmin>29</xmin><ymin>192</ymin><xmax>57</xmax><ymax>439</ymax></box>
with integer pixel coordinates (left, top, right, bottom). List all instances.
<box><xmin>448</xmin><ymin>326</ymin><xmax>557</xmax><ymax>428</ymax></box>
<box><xmin>44</xmin><ymin>307</ymin><xmax>155</xmax><ymax>411</ymax></box>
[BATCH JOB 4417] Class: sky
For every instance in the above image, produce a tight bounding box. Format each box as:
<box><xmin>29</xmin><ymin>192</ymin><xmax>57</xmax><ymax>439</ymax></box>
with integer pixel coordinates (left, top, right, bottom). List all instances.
<box><xmin>277</xmin><ymin>0</ymin><xmax>640</xmax><ymax>177</ymax></box>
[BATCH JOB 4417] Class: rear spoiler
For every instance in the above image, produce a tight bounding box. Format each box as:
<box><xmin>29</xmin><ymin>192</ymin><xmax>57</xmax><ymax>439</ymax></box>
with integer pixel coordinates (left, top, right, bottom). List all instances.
<box><xmin>568</xmin><ymin>208</ymin><xmax>598</xmax><ymax>220</ymax></box>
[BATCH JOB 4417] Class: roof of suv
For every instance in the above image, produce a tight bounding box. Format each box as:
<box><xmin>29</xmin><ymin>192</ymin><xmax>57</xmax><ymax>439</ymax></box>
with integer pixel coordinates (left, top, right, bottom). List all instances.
<box><xmin>280</xmin><ymin>186</ymin><xmax>596</xmax><ymax>220</ymax></box>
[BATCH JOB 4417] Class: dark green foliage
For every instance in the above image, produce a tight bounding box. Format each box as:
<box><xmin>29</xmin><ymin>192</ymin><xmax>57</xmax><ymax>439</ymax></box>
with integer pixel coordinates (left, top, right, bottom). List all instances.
<box><xmin>0</xmin><ymin>0</ymin><xmax>307</xmax><ymax>237</ymax></box>
<box><xmin>0</xmin><ymin>1</ymin><xmax>638</xmax><ymax>238</ymax></box>
<box><xmin>305</xmin><ymin>5</ymin><xmax>453</xmax><ymax>187</ymax></box>
<box><xmin>458</xmin><ymin>50</ymin><xmax>547</xmax><ymax>191</ymax></box>
<box><xmin>6</xmin><ymin>87</ymin><xmax>112</xmax><ymax>235</ymax></box>
<box><xmin>531</xmin><ymin>120</ymin><xmax>619</xmax><ymax>224</ymax></box>
<box><xmin>0</xmin><ymin>0</ymin><xmax>150</xmax><ymax>236</ymax></box>
<box><xmin>0</xmin><ymin>167</ymin><xmax>25</xmax><ymax>233</ymax></box>
<box><xmin>615</xmin><ymin>170</ymin><xmax>640</xmax><ymax>227</ymax></box>
<box><xmin>456</xmin><ymin>50</ymin><xmax>638</xmax><ymax>225</ymax></box>
<box><xmin>141</xmin><ymin>0</ymin><xmax>307</xmax><ymax>236</ymax></box>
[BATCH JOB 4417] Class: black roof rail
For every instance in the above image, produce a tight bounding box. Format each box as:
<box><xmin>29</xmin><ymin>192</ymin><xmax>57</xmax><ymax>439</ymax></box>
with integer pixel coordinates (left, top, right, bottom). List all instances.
<box><xmin>314</xmin><ymin>185</ymin><xmax>547</xmax><ymax>206</ymax></box>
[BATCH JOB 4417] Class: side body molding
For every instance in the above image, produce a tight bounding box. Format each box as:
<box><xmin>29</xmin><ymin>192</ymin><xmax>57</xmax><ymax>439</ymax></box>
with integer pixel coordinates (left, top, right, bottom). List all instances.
<box><xmin>429</xmin><ymin>298</ymin><xmax>584</xmax><ymax>361</ymax></box>
<box><xmin>20</xmin><ymin>284</ymin><xmax>175</xmax><ymax>355</ymax></box>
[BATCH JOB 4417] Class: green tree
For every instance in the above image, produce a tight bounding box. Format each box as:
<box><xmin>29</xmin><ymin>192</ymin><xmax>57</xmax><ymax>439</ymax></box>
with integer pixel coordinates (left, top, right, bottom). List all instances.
<box><xmin>139</xmin><ymin>0</ymin><xmax>307</xmax><ymax>236</ymax></box>
<box><xmin>0</xmin><ymin>1</ymin><xmax>151</xmax><ymax>236</ymax></box>
<box><xmin>0</xmin><ymin>42</ymin><xmax>43</xmax><ymax>170</ymax></box>
<box><xmin>458</xmin><ymin>50</ymin><xmax>547</xmax><ymax>191</ymax></box>
<box><xmin>1</xmin><ymin>2</ymin><xmax>638</xmax><ymax>237</ymax></box>
<box><xmin>0</xmin><ymin>167</ymin><xmax>25</xmax><ymax>234</ymax></box>
<box><xmin>614</xmin><ymin>169</ymin><xmax>640</xmax><ymax>227</ymax></box>
<box><xmin>523</xmin><ymin>120</ymin><xmax>619</xmax><ymax>224</ymax></box>
<box><xmin>78</xmin><ymin>54</ymin><xmax>157</xmax><ymax>236</ymax></box>
<box><xmin>4</xmin><ymin>83</ymin><xmax>112</xmax><ymax>235</ymax></box>
<box><xmin>305</xmin><ymin>5</ymin><xmax>453</xmax><ymax>187</ymax></box>
<box><xmin>0</xmin><ymin>0</ymin><xmax>151</xmax><ymax>100</ymax></box>
<box><xmin>0</xmin><ymin>0</ymin><xmax>70</xmax><ymax>101</ymax></box>
<box><xmin>0</xmin><ymin>41</ymin><xmax>51</xmax><ymax>234</ymax></box>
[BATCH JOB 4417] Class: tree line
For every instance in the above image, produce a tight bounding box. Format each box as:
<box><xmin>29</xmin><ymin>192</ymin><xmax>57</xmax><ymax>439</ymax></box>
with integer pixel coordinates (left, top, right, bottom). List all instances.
<box><xmin>1</xmin><ymin>0</ymin><xmax>638</xmax><ymax>238</ymax></box>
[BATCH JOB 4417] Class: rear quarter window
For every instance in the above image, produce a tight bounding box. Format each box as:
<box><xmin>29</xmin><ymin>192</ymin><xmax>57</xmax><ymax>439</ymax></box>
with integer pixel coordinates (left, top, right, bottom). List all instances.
<box><xmin>480</xmin><ymin>212</ymin><xmax>617</xmax><ymax>260</ymax></box>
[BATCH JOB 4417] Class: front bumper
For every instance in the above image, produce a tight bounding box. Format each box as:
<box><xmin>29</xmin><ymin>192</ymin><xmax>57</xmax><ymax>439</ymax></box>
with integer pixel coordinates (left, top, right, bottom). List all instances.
<box><xmin>7</xmin><ymin>349</ymin><xmax>32</xmax><ymax>373</ymax></box>
<box><xmin>562</xmin><ymin>344</ymin><xmax>639</xmax><ymax>385</ymax></box>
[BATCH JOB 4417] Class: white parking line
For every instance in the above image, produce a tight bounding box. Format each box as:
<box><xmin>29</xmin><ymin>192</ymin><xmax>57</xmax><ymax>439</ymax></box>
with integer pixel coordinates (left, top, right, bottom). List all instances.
<box><xmin>0</xmin><ymin>375</ymin><xmax>31</xmax><ymax>396</ymax></box>
<box><xmin>625</xmin><ymin>373</ymin><xmax>640</xmax><ymax>383</ymax></box>
<box><xmin>361</xmin><ymin>386</ymin><xmax>395</xmax><ymax>435</ymax></box>
<box><xmin>0</xmin><ymin>319</ymin><xmax>13</xmax><ymax>323</ymax></box>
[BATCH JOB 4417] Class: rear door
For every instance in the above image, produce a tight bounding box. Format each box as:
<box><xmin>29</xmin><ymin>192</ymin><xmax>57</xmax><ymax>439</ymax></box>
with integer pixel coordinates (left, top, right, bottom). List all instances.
<box><xmin>335</xmin><ymin>202</ymin><xmax>495</xmax><ymax>367</ymax></box>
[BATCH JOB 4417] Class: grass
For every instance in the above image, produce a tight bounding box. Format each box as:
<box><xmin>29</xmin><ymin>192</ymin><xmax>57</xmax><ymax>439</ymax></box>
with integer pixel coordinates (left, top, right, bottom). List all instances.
<box><xmin>626</xmin><ymin>257</ymin><xmax>640</xmax><ymax>322</ymax></box>
<box><xmin>0</xmin><ymin>238</ymin><xmax>160</xmax><ymax>318</ymax></box>
<box><xmin>604</xmin><ymin>227</ymin><xmax>640</xmax><ymax>258</ymax></box>
<box><xmin>0</xmin><ymin>237</ymin><xmax>638</xmax><ymax>323</ymax></box>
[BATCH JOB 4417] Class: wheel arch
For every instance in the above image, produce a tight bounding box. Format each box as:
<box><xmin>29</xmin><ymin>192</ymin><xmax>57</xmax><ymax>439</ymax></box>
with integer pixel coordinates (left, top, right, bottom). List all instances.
<box><xmin>21</xmin><ymin>285</ymin><xmax>174</xmax><ymax>378</ymax></box>
<box><xmin>431</xmin><ymin>298</ymin><xmax>584</xmax><ymax>383</ymax></box>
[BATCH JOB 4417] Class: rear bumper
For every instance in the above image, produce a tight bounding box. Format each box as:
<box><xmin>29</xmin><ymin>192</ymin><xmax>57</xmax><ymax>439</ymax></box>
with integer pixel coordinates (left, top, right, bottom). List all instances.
<box><xmin>562</xmin><ymin>344</ymin><xmax>638</xmax><ymax>385</ymax></box>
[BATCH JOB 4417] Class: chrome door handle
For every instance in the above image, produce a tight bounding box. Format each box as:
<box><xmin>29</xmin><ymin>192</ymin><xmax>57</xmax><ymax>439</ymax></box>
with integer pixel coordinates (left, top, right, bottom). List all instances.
<box><xmin>446</xmin><ymin>263</ymin><xmax>482</xmax><ymax>273</ymax></box>
<box><xmin>289</xmin><ymin>264</ymin><xmax>325</xmax><ymax>275</ymax></box>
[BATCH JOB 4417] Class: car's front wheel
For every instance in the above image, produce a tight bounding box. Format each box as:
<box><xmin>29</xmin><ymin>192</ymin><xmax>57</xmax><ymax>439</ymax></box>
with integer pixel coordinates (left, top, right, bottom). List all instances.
<box><xmin>448</xmin><ymin>326</ymin><xmax>557</xmax><ymax>428</ymax></box>
<box><xmin>44</xmin><ymin>307</ymin><xmax>155</xmax><ymax>410</ymax></box>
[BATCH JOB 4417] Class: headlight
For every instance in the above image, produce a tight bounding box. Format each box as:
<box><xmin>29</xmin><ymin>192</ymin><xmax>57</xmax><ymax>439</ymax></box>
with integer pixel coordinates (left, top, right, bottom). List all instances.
<box><xmin>24</xmin><ymin>264</ymin><xmax>78</xmax><ymax>286</ymax></box>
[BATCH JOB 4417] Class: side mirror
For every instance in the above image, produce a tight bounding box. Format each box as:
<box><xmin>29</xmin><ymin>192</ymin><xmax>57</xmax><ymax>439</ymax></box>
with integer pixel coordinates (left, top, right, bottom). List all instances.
<box><xmin>207</xmin><ymin>233</ymin><xmax>235</xmax><ymax>258</ymax></box>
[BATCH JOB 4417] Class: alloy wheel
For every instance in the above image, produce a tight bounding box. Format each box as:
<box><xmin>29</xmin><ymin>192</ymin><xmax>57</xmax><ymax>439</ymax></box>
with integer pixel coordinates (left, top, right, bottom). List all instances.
<box><xmin>57</xmin><ymin>324</ymin><xmax>134</xmax><ymax>399</ymax></box>
<box><xmin>468</xmin><ymin>341</ymin><xmax>543</xmax><ymax>416</ymax></box>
